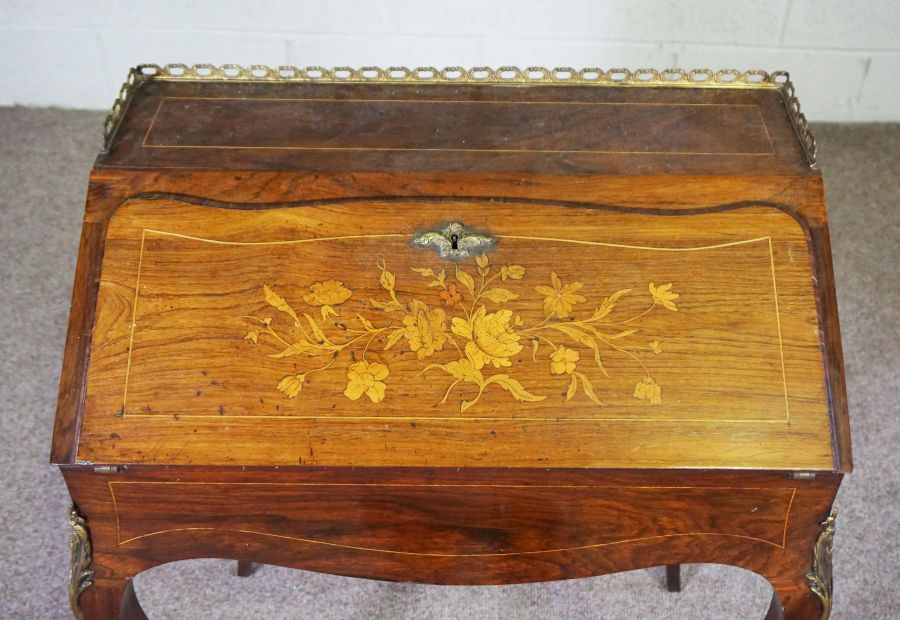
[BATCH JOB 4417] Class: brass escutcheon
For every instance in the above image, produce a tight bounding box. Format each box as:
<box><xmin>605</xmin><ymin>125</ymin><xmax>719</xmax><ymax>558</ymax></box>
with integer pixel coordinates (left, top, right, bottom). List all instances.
<box><xmin>412</xmin><ymin>222</ymin><xmax>495</xmax><ymax>259</ymax></box>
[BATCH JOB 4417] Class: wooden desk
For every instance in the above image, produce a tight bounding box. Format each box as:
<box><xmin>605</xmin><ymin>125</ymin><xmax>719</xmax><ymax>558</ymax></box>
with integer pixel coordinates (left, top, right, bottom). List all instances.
<box><xmin>52</xmin><ymin>65</ymin><xmax>850</xmax><ymax>619</ymax></box>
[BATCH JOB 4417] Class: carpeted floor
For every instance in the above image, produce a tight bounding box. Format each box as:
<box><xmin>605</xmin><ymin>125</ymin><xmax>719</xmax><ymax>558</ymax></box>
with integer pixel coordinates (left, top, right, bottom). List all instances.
<box><xmin>0</xmin><ymin>106</ymin><xmax>897</xmax><ymax>619</ymax></box>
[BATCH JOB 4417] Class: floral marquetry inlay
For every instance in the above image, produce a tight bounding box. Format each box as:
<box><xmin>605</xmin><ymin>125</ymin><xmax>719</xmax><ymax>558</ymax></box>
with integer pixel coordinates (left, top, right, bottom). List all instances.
<box><xmin>242</xmin><ymin>254</ymin><xmax>679</xmax><ymax>412</ymax></box>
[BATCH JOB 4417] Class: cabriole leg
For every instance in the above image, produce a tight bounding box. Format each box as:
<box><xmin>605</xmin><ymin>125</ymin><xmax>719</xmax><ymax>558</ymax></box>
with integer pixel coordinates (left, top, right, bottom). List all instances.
<box><xmin>766</xmin><ymin>508</ymin><xmax>836</xmax><ymax>620</ymax></box>
<box><xmin>69</xmin><ymin>505</ymin><xmax>147</xmax><ymax>620</ymax></box>
<box><xmin>77</xmin><ymin>579</ymin><xmax>147</xmax><ymax>620</ymax></box>
<box><xmin>237</xmin><ymin>560</ymin><xmax>257</xmax><ymax>577</ymax></box>
<box><xmin>665</xmin><ymin>564</ymin><xmax>682</xmax><ymax>592</ymax></box>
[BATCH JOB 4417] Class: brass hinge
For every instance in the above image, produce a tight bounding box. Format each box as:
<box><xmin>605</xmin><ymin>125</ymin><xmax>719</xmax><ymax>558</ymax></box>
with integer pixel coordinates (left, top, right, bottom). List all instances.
<box><xmin>92</xmin><ymin>465</ymin><xmax>122</xmax><ymax>474</ymax></box>
<box><xmin>790</xmin><ymin>472</ymin><xmax>817</xmax><ymax>480</ymax></box>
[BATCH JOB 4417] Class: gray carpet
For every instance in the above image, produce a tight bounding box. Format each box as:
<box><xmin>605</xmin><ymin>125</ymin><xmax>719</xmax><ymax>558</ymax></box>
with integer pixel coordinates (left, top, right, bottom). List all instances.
<box><xmin>0</xmin><ymin>106</ymin><xmax>897</xmax><ymax>619</ymax></box>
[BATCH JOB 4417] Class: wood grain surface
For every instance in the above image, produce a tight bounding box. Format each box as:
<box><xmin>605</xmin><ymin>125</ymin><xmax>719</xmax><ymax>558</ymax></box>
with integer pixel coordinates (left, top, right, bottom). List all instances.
<box><xmin>108</xmin><ymin>481</ymin><xmax>796</xmax><ymax>552</ymax></box>
<box><xmin>143</xmin><ymin>97</ymin><xmax>774</xmax><ymax>155</ymax></box>
<box><xmin>63</xmin><ymin>465</ymin><xmax>841</xmax><ymax>589</ymax></box>
<box><xmin>75</xmin><ymin>198</ymin><xmax>832</xmax><ymax>469</ymax></box>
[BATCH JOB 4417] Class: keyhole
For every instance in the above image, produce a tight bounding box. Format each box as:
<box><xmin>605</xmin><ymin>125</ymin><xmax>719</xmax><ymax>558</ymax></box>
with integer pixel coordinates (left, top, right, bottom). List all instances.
<box><xmin>450</xmin><ymin>233</ymin><xmax>459</xmax><ymax>250</ymax></box>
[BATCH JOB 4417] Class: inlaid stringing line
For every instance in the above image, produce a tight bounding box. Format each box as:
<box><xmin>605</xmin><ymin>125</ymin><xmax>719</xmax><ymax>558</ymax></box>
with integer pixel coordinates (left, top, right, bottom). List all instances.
<box><xmin>143</xmin><ymin>145</ymin><xmax>776</xmax><ymax>156</ymax></box>
<box><xmin>108</xmin><ymin>482</ymin><xmax>122</xmax><ymax>550</ymax></box>
<box><xmin>782</xmin><ymin>487</ymin><xmax>797</xmax><ymax>548</ymax></box>
<box><xmin>119</xmin><ymin>228</ymin><xmax>788</xmax><ymax>423</ymax></box>
<box><xmin>108</xmin><ymin>482</ymin><xmax>795</xmax><ymax>549</ymax></box>
<box><xmin>120</xmin><ymin>228</ymin><xmax>146</xmax><ymax>417</ymax></box>
<box><xmin>768</xmin><ymin>236</ymin><xmax>791</xmax><ymax>423</ymax></box>
<box><xmin>141</xmin><ymin>96</ymin><xmax>775</xmax><ymax>156</ymax></box>
<box><xmin>141</xmin><ymin>227</ymin><xmax>772</xmax><ymax>252</ymax></box>
<box><xmin>115</xmin><ymin>527</ymin><xmax>788</xmax><ymax>551</ymax></box>
<box><xmin>110</xmin><ymin>481</ymin><xmax>797</xmax><ymax>489</ymax></box>
<box><xmin>119</xmin><ymin>414</ymin><xmax>787</xmax><ymax>422</ymax></box>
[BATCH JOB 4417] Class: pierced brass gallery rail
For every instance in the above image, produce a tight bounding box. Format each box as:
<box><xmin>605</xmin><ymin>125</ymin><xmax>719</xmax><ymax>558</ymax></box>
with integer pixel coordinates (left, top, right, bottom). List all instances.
<box><xmin>102</xmin><ymin>64</ymin><xmax>816</xmax><ymax>166</ymax></box>
<box><xmin>242</xmin><ymin>251</ymin><xmax>679</xmax><ymax>412</ymax></box>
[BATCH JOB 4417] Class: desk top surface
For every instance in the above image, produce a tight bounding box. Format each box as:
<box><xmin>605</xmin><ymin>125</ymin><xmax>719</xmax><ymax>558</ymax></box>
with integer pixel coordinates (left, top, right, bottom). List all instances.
<box><xmin>98</xmin><ymin>65</ymin><xmax>816</xmax><ymax>176</ymax></box>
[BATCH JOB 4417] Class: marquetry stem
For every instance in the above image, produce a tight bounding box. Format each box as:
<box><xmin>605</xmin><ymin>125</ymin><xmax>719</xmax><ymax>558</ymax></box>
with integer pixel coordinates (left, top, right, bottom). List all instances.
<box><xmin>68</xmin><ymin>505</ymin><xmax>94</xmax><ymax>620</ymax></box>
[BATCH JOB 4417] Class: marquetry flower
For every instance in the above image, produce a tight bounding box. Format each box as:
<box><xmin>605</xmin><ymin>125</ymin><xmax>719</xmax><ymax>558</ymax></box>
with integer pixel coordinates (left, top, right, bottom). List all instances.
<box><xmin>402</xmin><ymin>300</ymin><xmax>448</xmax><ymax>359</ymax></box>
<box><xmin>244</xmin><ymin>330</ymin><xmax>259</xmax><ymax>344</ymax></box>
<box><xmin>549</xmin><ymin>346</ymin><xmax>580</xmax><ymax>375</ymax></box>
<box><xmin>452</xmin><ymin>306</ymin><xmax>523</xmax><ymax>369</ymax></box>
<box><xmin>535</xmin><ymin>272</ymin><xmax>587</xmax><ymax>318</ymax></box>
<box><xmin>344</xmin><ymin>361</ymin><xmax>389</xmax><ymax>403</ymax></box>
<box><xmin>649</xmin><ymin>282</ymin><xmax>678</xmax><ymax>312</ymax></box>
<box><xmin>276</xmin><ymin>373</ymin><xmax>305</xmax><ymax>398</ymax></box>
<box><xmin>303</xmin><ymin>280</ymin><xmax>352</xmax><ymax>306</ymax></box>
<box><xmin>438</xmin><ymin>282</ymin><xmax>463</xmax><ymax>306</ymax></box>
<box><xmin>649</xmin><ymin>340</ymin><xmax>663</xmax><ymax>354</ymax></box>
<box><xmin>633</xmin><ymin>376</ymin><xmax>662</xmax><ymax>405</ymax></box>
<box><xmin>500</xmin><ymin>264</ymin><xmax>526</xmax><ymax>281</ymax></box>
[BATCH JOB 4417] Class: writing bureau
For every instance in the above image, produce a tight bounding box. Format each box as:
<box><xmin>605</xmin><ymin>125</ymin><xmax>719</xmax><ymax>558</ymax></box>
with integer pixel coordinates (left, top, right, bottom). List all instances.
<box><xmin>51</xmin><ymin>65</ymin><xmax>851</xmax><ymax>619</ymax></box>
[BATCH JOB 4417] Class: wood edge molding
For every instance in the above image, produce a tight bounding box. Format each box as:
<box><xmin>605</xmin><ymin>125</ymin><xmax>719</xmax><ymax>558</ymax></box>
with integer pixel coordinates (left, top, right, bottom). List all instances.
<box><xmin>113</xmin><ymin>193</ymin><xmax>817</xmax><ymax>227</ymax></box>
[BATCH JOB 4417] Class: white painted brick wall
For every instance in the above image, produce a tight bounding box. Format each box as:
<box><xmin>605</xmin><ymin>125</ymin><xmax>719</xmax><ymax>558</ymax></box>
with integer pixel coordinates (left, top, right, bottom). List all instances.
<box><xmin>1</xmin><ymin>0</ymin><xmax>898</xmax><ymax>121</ymax></box>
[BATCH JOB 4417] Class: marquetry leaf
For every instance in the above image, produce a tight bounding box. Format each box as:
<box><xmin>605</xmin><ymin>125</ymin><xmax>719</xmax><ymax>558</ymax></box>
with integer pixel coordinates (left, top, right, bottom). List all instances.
<box><xmin>552</xmin><ymin>324</ymin><xmax>593</xmax><ymax>347</ymax></box>
<box><xmin>451</xmin><ymin>316</ymin><xmax>473</xmax><ymax>339</ymax></box>
<box><xmin>593</xmin><ymin>288</ymin><xmax>632</xmax><ymax>319</ymax></box>
<box><xmin>356</xmin><ymin>313</ymin><xmax>375</xmax><ymax>331</ymax></box>
<box><xmin>371</xmin><ymin>298</ymin><xmax>404</xmax><ymax>312</ymax></box>
<box><xmin>483</xmin><ymin>287</ymin><xmax>519</xmax><ymax>303</ymax></box>
<box><xmin>606</xmin><ymin>328</ymin><xmax>638</xmax><ymax>340</ymax></box>
<box><xmin>303</xmin><ymin>313</ymin><xmax>330</xmax><ymax>345</ymax></box>
<box><xmin>582</xmin><ymin>338</ymin><xmax>608</xmax><ymax>377</ymax></box>
<box><xmin>486</xmin><ymin>375</ymin><xmax>547</xmax><ymax>403</ymax></box>
<box><xmin>268</xmin><ymin>341</ymin><xmax>315</xmax><ymax>358</ymax></box>
<box><xmin>500</xmin><ymin>265</ymin><xmax>526</xmax><ymax>281</ymax></box>
<box><xmin>576</xmin><ymin>372</ymin><xmax>605</xmax><ymax>406</ymax></box>
<box><xmin>263</xmin><ymin>284</ymin><xmax>300</xmax><ymax>326</ymax></box>
<box><xmin>383</xmin><ymin>327</ymin><xmax>406</xmax><ymax>350</ymax></box>
<box><xmin>455</xmin><ymin>267</ymin><xmax>476</xmax><ymax>296</ymax></box>
<box><xmin>566</xmin><ymin>375</ymin><xmax>578</xmax><ymax>401</ymax></box>
<box><xmin>320</xmin><ymin>304</ymin><xmax>338</xmax><ymax>323</ymax></box>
